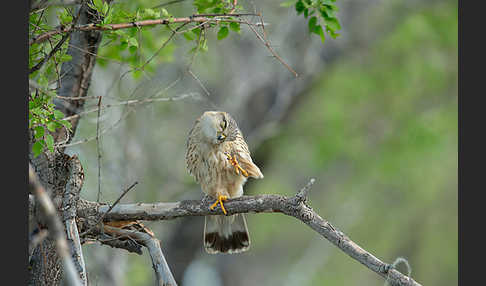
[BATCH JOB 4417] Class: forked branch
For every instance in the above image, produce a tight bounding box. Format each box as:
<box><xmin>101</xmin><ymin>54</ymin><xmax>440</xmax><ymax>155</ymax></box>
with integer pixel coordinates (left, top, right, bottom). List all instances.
<box><xmin>103</xmin><ymin>225</ymin><xmax>178</xmax><ymax>286</ymax></box>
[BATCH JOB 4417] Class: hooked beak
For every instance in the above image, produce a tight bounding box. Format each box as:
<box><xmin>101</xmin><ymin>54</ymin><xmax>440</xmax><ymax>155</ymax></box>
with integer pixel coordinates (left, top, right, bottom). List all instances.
<box><xmin>217</xmin><ymin>133</ymin><xmax>226</xmax><ymax>141</ymax></box>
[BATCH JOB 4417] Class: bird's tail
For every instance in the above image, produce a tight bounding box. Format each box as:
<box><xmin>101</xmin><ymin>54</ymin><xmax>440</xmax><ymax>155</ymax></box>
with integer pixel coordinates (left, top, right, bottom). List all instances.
<box><xmin>203</xmin><ymin>214</ymin><xmax>250</xmax><ymax>254</ymax></box>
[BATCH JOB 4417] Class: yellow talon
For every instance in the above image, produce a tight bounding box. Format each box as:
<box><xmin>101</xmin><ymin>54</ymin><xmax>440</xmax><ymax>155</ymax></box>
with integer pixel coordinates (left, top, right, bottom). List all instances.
<box><xmin>225</xmin><ymin>152</ymin><xmax>249</xmax><ymax>177</ymax></box>
<box><xmin>209</xmin><ymin>195</ymin><xmax>228</xmax><ymax>215</ymax></box>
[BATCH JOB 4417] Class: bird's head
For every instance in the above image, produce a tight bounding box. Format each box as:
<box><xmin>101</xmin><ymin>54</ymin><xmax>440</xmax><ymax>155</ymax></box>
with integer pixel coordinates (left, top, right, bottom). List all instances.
<box><xmin>199</xmin><ymin>111</ymin><xmax>238</xmax><ymax>145</ymax></box>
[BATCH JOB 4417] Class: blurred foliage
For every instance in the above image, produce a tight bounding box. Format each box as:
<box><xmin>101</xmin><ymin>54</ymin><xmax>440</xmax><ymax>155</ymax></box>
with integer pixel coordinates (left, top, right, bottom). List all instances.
<box><xmin>250</xmin><ymin>1</ymin><xmax>457</xmax><ymax>285</ymax></box>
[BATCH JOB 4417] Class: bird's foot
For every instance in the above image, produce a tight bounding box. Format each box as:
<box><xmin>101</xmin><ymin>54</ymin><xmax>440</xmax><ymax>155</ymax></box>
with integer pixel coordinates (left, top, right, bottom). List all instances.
<box><xmin>224</xmin><ymin>152</ymin><xmax>249</xmax><ymax>177</ymax></box>
<box><xmin>209</xmin><ymin>195</ymin><xmax>228</xmax><ymax>215</ymax></box>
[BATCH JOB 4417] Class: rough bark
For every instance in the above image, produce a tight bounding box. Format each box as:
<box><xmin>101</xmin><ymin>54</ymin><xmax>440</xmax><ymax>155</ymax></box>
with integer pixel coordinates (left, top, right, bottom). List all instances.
<box><xmin>62</xmin><ymin>156</ymin><xmax>87</xmax><ymax>285</ymax></box>
<box><xmin>29</xmin><ymin>2</ymin><xmax>102</xmax><ymax>285</ymax></box>
<box><xmin>103</xmin><ymin>226</ymin><xmax>178</xmax><ymax>286</ymax></box>
<box><xmin>29</xmin><ymin>165</ymin><xmax>83</xmax><ymax>286</ymax></box>
<box><xmin>76</xmin><ymin>181</ymin><xmax>421</xmax><ymax>286</ymax></box>
<box><xmin>53</xmin><ymin>4</ymin><xmax>103</xmax><ymax>145</ymax></box>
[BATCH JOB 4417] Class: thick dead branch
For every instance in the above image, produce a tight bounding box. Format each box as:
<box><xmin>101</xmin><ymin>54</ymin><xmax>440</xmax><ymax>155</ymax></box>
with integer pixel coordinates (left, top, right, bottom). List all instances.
<box><xmin>29</xmin><ymin>164</ymin><xmax>83</xmax><ymax>286</ymax></box>
<box><xmin>77</xmin><ymin>180</ymin><xmax>421</xmax><ymax>286</ymax></box>
<box><xmin>62</xmin><ymin>156</ymin><xmax>87</xmax><ymax>285</ymax></box>
<box><xmin>103</xmin><ymin>226</ymin><xmax>178</xmax><ymax>286</ymax></box>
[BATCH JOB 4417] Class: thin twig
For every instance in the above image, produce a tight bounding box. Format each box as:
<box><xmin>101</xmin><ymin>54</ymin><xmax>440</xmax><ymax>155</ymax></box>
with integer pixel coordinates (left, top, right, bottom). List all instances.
<box><xmin>188</xmin><ymin>70</ymin><xmax>211</xmax><ymax>97</ymax></box>
<box><xmin>135</xmin><ymin>22</ymin><xmax>189</xmax><ymax>73</ymax></box>
<box><xmin>58</xmin><ymin>106</ymin><xmax>136</xmax><ymax>148</ymax></box>
<box><xmin>244</xmin><ymin>15</ymin><xmax>298</xmax><ymax>77</ymax></box>
<box><xmin>152</xmin><ymin>0</ymin><xmax>188</xmax><ymax>9</ymax></box>
<box><xmin>80</xmin><ymin>181</ymin><xmax>139</xmax><ymax>237</ymax></box>
<box><xmin>294</xmin><ymin>177</ymin><xmax>316</xmax><ymax>203</ymax></box>
<box><xmin>96</xmin><ymin>96</ymin><xmax>102</xmax><ymax>203</ymax></box>
<box><xmin>61</xmin><ymin>93</ymin><xmax>199</xmax><ymax>123</ymax></box>
<box><xmin>30</xmin><ymin>32</ymin><xmax>70</xmax><ymax>74</ymax></box>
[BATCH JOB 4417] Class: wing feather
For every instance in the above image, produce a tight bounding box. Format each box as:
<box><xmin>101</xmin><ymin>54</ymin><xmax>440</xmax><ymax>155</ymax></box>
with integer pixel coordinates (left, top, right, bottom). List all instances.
<box><xmin>233</xmin><ymin>133</ymin><xmax>264</xmax><ymax>179</ymax></box>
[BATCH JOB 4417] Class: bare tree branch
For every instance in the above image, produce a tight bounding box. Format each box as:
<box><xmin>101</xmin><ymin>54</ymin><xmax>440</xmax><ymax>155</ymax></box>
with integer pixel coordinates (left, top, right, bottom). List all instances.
<box><xmin>29</xmin><ymin>164</ymin><xmax>83</xmax><ymax>286</ymax></box>
<box><xmin>103</xmin><ymin>225</ymin><xmax>178</xmax><ymax>286</ymax></box>
<box><xmin>77</xmin><ymin>180</ymin><xmax>421</xmax><ymax>286</ymax></box>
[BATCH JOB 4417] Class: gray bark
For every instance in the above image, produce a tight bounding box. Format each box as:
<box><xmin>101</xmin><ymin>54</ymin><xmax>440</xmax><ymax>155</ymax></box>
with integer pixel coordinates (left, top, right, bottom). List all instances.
<box><xmin>29</xmin><ymin>2</ymin><xmax>102</xmax><ymax>285</ymax></box>
<box><xmin>29</xmin><ymin>165</ymin><xmax>83</xmax><ymax>286</ymax></box>
<box><xmin>76</xmin><ymin>180</ymin><xmax>421</xmax><ymax>286</ymax></box>
<box><xmin>62</xmin><ymin>156</ymin><xmax>87</xmax><ymax>285</ymax></box>
<box><xmin>53</xmin><ymin>4</ymin><xmax>103</xmax><ymax>146</ymax></box>
<box><xmin>103</xmin><ymin>226</ymin><xmax>178</xmax><ymax>286</ymax></box>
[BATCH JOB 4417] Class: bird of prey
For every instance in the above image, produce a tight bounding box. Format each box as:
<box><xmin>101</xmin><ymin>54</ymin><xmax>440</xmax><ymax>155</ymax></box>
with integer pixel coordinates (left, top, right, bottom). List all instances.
<box><xmin>185</xmin><ymin>111</ymin><xmax>264</xmax><ymax>254</ymax></box>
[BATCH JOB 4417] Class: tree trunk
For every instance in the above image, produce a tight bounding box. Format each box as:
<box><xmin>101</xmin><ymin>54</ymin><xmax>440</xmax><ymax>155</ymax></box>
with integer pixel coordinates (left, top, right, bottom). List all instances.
<box><xmin>29</xmin><ymin>3</ymin><xmax>102</xmax><ymax>285</ymax></box>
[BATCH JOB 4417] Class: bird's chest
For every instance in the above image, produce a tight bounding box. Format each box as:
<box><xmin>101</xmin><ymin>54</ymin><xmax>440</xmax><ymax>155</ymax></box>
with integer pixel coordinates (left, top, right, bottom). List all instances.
<box><xmin>195</xmin><ymin>145</ymin><xmax>238</xmax><ymax>185</ymax></box>
<box><xmin>201</xmin><ymin>150</ymin><xmax>232</xmax><ymax>179</ymax></box>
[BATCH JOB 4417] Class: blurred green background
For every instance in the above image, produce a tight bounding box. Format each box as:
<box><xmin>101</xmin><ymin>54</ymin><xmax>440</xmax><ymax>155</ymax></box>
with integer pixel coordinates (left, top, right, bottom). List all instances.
<box><xmin>68</xmin><ymin>0</ymin><xmax>457</xmax><ymax>285</ymax></box>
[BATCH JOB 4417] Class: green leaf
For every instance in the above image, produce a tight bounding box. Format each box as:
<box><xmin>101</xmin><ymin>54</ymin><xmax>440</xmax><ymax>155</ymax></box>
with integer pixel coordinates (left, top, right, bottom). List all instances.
<box><xmin>280</xmin><ymin>0</ymin><xmax>296</xmax><ymax>8</ymax></box>
<box><xmin>161</xmin><ymin>8</ymin><xmax>169</xmax><ymax>17</ymax></box>
<box><xmin>59</xmin><ymin>120</ymin><xmax>72</xmax><ymax>131</ymax></box>
<box><xmin>217</xmin><ymin>26</ymin><xmax>229</xmax><ymax>40</ymax></box>
<box><xmin>129</xmin><ymin>45</ymin><xmax>138</xmax><ymax>54</ymax></box>
<box><xmin>295</xmin><ymin>0</ymin><xmax>305</xmax><ymax>14</ymax></box>
<box><xmin>316</xmin><ymin>25</ymin><xmax>325</xmax><ymax>43</ymax></box>
<box><xmin>53</xmin><ymin>110</ymin><xmax>64</xmax><ymax>119</ymax></box>
<box><xmin>308</xmin><ymin>16</ymin><xmax>318</xmax><ymax>33</ymax></box>
<box><xmin>229</xmin><ymin>22</ymin><xmax>240</xmax><ymax>33</ymax></box>
<box><xmin>119</xmin><ymin>41</ymin><xmax>128</xmax><ymax>50</ymax></box>
<box><xmin>93</xmin><ymin>0</ymin><xmax>103</xmax><ymax>11</ymax></box>
<box><xmin>212</xmin><ymin>7</ymin><xmax>222</xmax><ymax>14</ymax></box>
<box><xmin>128</xmin><ymin>37</ymin><xmax>138</xmax><ymax>47</ymax></box>
<box><xmin>325</xmin><ymin>17</ymin><xmax>341</xmax><ymax>32</ymax></box>
<box><xmin>46</xmin><ymin>122</ymin><xmax>57</xmax><ymax>132</ymax></box>
<box><xmin>103</xmin><ymin>2</ymin><xmax>109</xmax><ymax>14</ymax></box>
<box><xmin>183</xmin><ymin>31</ymin><xmax>195</xmax><ymax>41</ymax></box>
<box><xmin>34</xmin><ymin>126</ymin><xmax>44</xmax><ymax>139</ymax></box>
<box><xmin>200</xmin><ymin>38</ymin><xmax>208</xmax><ymax>52</ymax></box>
<box><xmin>32</xmin><ymin>141</ymin><xmax>44</xmax><ymax>157</ymax></box>
<box><xmin>133</xmin><ymin>69</ymin><xmax>143</xmax><ymax>79</ymax></box>
<box><xmin>45</xmin><ymin>134</ymin><xmax>54</xmax><ymax>153</ymax></box>
<box><xmin>60</xmin><ymin>54</ymin><xmax>72</xmax><ymax>62</ymax></box>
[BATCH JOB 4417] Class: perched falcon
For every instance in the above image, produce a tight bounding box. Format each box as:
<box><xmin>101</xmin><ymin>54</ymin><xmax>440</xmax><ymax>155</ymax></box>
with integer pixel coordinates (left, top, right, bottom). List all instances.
<box><xmin>185</xmin><ymin>111</ymin><xmax>264</xmax><ymax>254</ymax></box>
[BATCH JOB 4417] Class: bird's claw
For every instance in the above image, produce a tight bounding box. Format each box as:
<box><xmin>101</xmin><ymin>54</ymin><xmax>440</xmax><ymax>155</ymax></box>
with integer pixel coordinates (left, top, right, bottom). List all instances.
<box><xmin>209</xmin><ymin>195</ymin><xmax>228</xmax><ymax>215</ymax></box>
<box><xmin>224</xmin><ymin>152</ymin><xmax>249</xmax><ymax>177</ymax></box>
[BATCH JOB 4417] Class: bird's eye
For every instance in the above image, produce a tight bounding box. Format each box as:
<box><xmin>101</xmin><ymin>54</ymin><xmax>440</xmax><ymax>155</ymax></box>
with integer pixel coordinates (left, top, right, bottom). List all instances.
<box><xmin>221</xmin><ymin>117</ymin><xmax>227</xmax><ymax>130</ymax></box>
